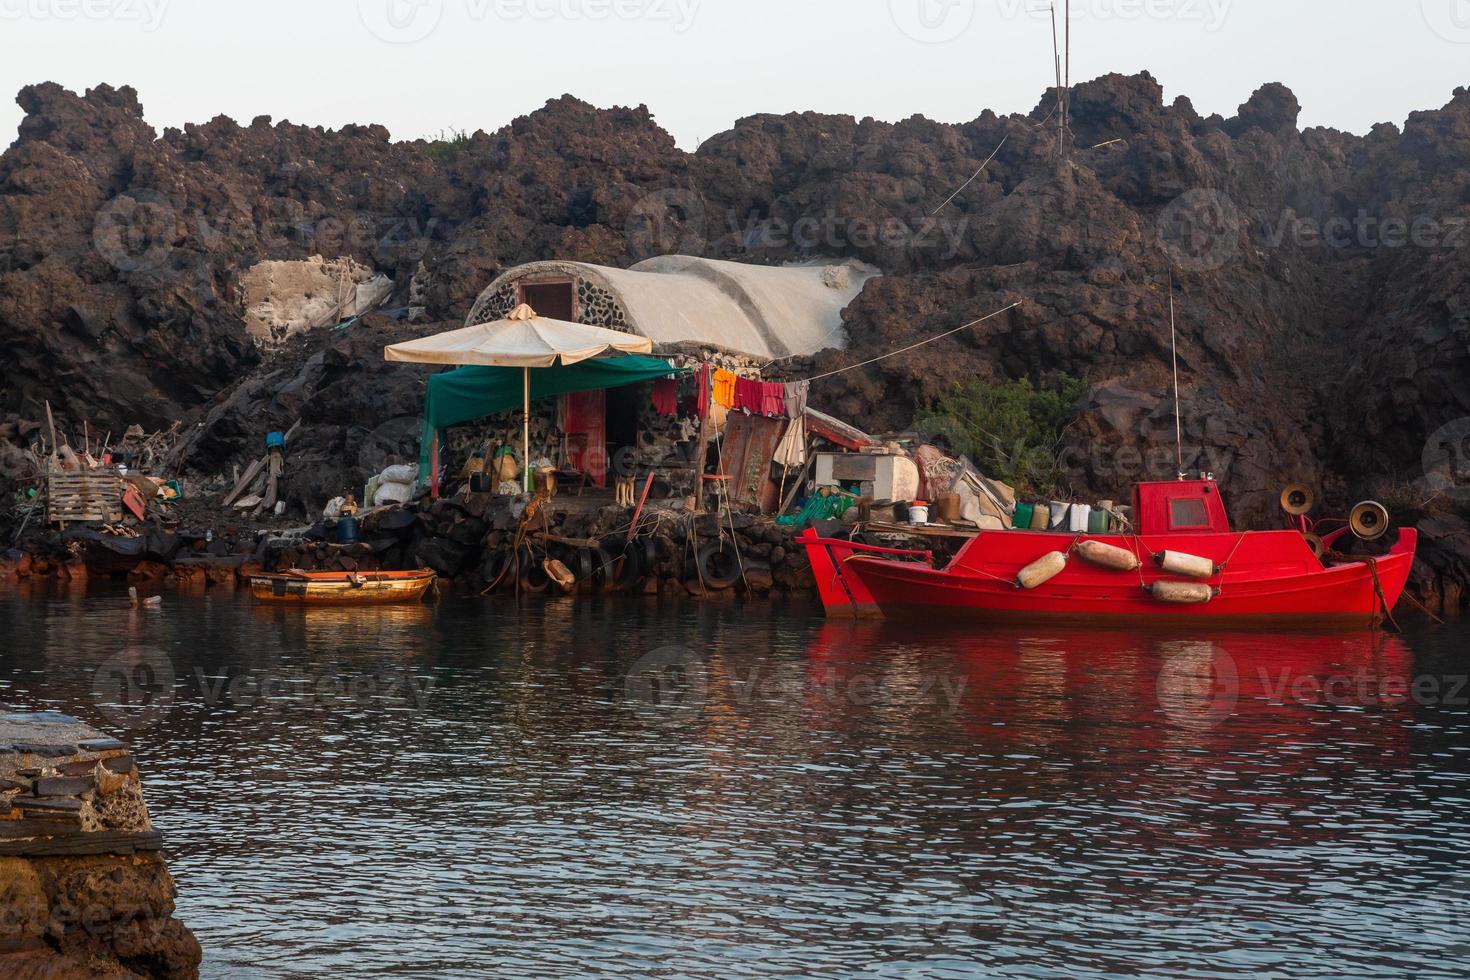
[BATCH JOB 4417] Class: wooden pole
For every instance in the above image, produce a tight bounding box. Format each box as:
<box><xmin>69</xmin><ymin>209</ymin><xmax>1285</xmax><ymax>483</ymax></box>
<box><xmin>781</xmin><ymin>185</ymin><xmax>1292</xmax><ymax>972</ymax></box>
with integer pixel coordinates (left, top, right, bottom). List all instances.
<box><xmin>1051</xmin><ymin>5</ymin><xmax>1064</xmax><ymax>160</ymax></box>
<box><xmin>626</xmin><ymin>472</ymin><xmax>656</xmax><ymax>544</ymax></box>
<box><xmin>777</xmin><ymin>439</ymin><xmax>817</xmax><ymax>518</ymax></box>
<box><xmin>523</xmin><ymin>366</ymin><xmax>532</xmax><ymax>493</ymax></box>
<box><xmin>692</xmin><ymin>386</ymin><xmax>713</xmax><ymax>513</ymax></box>
<box><xmin>1064</xmin><ymin>0</ymin><xmax>1071</xmax><ymax>142</ymax></box>
<box><xmin>44</xmin><ymin>400</ymin><xmax>58</xmax><ymax>461</ymax></box>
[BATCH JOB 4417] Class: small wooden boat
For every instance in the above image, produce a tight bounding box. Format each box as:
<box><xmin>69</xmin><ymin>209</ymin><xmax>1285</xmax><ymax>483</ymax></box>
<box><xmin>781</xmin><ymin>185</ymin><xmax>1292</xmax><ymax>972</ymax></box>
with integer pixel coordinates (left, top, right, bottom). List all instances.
<box><xmin>249</xmin><ymin>569</ymin><xmax>437</xmax><ymax>605</ymax></box>
<box><xmin>800</xmin><ymin>479</ymin><xmax>1418</xmax><ymax>629</ymax></box>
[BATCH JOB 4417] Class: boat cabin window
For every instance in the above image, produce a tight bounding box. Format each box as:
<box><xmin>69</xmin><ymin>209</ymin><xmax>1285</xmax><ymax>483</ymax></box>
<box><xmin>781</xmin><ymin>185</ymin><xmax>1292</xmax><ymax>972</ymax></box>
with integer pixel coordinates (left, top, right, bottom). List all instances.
<box><xmin>1169</xmin><ymin>497</ymin><xmax>1211</xmax><ymax>530</ymax></box>
<box><xmin>1133</xmin><ymin>480</ymin><xmax>1230</xmax><ymax>535</ymax></box>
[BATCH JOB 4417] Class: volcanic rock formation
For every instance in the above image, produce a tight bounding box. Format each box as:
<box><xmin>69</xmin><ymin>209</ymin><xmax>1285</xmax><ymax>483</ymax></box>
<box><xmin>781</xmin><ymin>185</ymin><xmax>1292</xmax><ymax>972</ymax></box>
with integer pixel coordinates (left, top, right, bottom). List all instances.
<box><xmin>2</xmin><ymin>74</ymin><xmax>1469</xmax><ymax>597</ymax></box>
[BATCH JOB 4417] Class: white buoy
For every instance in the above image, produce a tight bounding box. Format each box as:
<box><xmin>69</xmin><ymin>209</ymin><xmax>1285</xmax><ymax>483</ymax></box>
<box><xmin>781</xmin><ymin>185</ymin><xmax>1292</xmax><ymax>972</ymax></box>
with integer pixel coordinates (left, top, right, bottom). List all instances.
<box><xmin>1016</xmin><ymin>552</ymin><xmax>1068</xmax><ymax>590</ymax></box>
<box><xmin>1155</xmin><ymin>551</ymin><xmax>1216</xmax><ymax>579</ymax></box>
<box><xmin>1151</xmin><ymin>581</ymin><xmax>1214</xmax><ymax>605</ymax></box>
<box><xmin>1077</xmin><ymin>540</ymin><xmax>1141</xmax><ymax>572</ymax></box>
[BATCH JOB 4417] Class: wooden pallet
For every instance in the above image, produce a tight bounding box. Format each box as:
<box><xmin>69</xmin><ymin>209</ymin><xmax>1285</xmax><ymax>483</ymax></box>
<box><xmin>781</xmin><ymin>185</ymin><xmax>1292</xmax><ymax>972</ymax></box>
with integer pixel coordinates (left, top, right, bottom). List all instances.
<box><xmin>46</xmin><ymin>468</ymin><xmax>124</xmax><ymax>525</ymax></box>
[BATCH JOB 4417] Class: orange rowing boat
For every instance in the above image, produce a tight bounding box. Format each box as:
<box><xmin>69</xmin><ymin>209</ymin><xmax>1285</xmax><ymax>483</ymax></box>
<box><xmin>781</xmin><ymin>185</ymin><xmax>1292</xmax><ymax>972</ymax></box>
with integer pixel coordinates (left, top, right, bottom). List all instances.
<box><xmin>248</xmin><ymin>570</ymin><xmax>437</xmax><ymax>605</ymax></box>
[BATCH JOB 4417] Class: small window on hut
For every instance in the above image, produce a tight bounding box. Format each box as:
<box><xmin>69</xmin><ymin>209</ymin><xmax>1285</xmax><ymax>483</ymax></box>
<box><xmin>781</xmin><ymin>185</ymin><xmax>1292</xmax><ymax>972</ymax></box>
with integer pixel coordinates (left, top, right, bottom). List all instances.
<box><xmin>1169</xmin><ymin>497</ymin><xmax>1211</xmax><ymax>529</ymax></box>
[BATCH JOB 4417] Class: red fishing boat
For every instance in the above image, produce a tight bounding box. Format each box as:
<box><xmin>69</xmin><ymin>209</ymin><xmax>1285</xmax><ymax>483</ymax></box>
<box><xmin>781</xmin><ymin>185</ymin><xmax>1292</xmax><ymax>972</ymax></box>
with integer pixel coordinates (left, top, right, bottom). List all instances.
<box><xmin>800</xmin><ymin>479</ymin><xmax>1417</xmax><ymax>629</ymax></box>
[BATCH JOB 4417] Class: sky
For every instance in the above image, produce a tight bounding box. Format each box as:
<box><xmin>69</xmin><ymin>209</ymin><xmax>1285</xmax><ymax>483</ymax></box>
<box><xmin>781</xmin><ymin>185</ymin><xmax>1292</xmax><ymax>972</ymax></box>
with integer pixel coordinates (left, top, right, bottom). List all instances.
<box><xmin>1</xmin><ymin>0</ymin><xmax>1467</xmax><ymax>151</ymax></box>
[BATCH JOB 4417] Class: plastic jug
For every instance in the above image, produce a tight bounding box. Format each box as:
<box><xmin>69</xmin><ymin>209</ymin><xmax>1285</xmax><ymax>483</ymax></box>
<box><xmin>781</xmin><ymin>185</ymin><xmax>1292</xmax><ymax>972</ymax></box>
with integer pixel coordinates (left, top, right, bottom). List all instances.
<box><xmin>1070</xmin><ymin>504</ymin><xmax>1092</xmax><ymax>533</ymax></box>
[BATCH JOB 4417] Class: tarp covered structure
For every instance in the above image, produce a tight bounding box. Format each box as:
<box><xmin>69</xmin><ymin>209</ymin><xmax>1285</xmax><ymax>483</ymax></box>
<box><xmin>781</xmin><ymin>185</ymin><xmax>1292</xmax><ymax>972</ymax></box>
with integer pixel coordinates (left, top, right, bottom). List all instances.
<box><xmin>466</xmin><ymin>257</ymin><xmax>879</xmax><ymax>360</ymax></box>
<box><xmin>417</xmin><ymin>356</ymin><xmax>689</xmax><ymax>479</ymax></box>
<box><xmin>387</xmin><ymin>303</ymin><xmax>659</xmax><ymax>491</ymax></box>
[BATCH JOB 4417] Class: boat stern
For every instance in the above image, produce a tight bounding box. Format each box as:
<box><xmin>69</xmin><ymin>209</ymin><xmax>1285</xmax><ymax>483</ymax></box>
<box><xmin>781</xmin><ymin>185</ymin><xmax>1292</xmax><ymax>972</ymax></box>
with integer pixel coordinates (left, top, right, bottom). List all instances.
<box><xmin>1377</xmin><ymin>527</ymin><xmax>1419</xmax><ymax>613</ymax></box>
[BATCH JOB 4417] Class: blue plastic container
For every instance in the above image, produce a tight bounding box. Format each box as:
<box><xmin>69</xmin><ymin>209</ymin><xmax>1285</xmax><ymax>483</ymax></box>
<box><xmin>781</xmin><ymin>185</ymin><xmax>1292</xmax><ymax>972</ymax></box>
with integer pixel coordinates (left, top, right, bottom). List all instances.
<box><xmin>338</xmin><ymin>516</ymin><xmax>361</xmax><ymax>545</ymax></box>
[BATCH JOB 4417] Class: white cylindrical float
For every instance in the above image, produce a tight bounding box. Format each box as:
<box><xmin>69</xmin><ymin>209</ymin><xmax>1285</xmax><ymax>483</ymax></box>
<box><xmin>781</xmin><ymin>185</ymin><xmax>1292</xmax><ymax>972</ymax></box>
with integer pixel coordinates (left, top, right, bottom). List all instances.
<box><xmin>1077</xmin><ymin>540</ymin><xmax>1141</xmax><ymax>572</ymax></box>
<box><xmin>1016</xmin><ymin>552</ymin><xmax>1068</xmax><ymax>590</ymax></box>
<box><xmin>1151</xmin><ymin>581</ymin><xmax>1215</xmax><ymax>605</ymax></box>
<box><xmin>1154</xmin><ymin>551</ymin><xmax>1216</xmax><ymax>579</ymax></box>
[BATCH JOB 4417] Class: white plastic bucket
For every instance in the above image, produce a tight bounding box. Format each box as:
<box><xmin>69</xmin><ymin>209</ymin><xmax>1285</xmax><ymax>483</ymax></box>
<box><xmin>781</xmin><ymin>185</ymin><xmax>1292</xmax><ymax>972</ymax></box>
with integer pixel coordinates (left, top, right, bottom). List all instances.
<box><xmin>909</xmin><ymin>503</ymin><xmax>930</xmax><ymax>524</ymax></box>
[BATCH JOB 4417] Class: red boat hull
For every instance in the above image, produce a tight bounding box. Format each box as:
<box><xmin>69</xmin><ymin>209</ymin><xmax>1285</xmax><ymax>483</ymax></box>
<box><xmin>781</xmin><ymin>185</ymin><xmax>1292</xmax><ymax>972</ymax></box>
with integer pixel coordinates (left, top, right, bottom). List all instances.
<box><xmin>801</xmin><ymin>527</ymin><xmax>1418</xmax><ymax>630</ymax></box>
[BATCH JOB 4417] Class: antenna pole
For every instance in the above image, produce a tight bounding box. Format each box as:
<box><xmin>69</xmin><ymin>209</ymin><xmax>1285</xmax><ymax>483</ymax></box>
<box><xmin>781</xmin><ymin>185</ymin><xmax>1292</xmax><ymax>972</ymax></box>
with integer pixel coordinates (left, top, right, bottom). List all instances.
<box><xmin>1064</xmin><ymin>0</ymin><xmax>1071</xmax><ymax>142</ymax></box>
<box><xmin>1170</xmin><ymin>276</ymin><xmax>1184</xmax><ymax>480</ymax></box>
<box><xmin>1050</xmin><ymin>4</ymin><xmax>1064</xmax><ymax>160</ymax></box>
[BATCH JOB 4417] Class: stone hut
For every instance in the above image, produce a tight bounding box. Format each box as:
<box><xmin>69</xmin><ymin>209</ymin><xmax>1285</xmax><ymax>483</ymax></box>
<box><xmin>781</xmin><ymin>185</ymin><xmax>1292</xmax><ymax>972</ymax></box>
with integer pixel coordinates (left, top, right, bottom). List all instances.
<box><xmin>465</xmin><ymin>256</ymin><xmax>879</xmax><ymax>362</ymax></box>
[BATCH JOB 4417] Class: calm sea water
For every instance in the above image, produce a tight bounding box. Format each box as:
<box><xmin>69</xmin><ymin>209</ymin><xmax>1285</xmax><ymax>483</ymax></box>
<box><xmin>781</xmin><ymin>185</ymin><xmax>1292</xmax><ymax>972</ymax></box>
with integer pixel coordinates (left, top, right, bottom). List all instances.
<box><xmin>2</xmin><ymin>583</ymin><xmax>1469</xmax><ymax>978</ymax></box>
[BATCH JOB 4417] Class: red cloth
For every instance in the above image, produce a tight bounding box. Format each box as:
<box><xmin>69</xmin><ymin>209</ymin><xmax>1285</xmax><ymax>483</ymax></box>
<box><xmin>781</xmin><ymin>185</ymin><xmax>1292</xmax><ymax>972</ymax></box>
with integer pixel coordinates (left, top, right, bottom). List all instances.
<box><xmin>760</xmin><ymin>382</ymin><xmax>786</xmax><ymax>418</ymax></box>
<box><xmin>652</xmin><ymin>378</ymin><xmax>678</xmax><ymax>416</ymax></box>
<box><xmin>735</xmin><ymin>377</ymin><xmax>763</xmax><ymax>414</ymax></box>
<box><xmin>694</xmin><ymin>365</ymin><xmax>710</xmax><ymax>419</ymax></box>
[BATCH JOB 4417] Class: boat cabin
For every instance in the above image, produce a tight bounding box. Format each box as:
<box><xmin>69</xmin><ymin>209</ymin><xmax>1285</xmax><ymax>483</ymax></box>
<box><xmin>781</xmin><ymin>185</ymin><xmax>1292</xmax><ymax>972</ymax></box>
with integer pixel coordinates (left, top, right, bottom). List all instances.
<box><xmin>1131</xmin><ymin>479</ymin><xmax>1231</xmax><ymax>535</ymax></box>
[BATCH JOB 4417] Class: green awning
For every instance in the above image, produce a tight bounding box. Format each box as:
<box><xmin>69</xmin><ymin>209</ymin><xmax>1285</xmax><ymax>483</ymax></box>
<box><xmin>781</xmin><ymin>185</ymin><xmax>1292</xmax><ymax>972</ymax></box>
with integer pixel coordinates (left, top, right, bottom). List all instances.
<box><xmin>425</xmin><ymin>355</ymin><xmax>686</xmax><ymax>430</ymax></box>
<box><xmin>419</xmin><ymin>355</ymin><xmax>689</xmax><ymax>478</ymax></box>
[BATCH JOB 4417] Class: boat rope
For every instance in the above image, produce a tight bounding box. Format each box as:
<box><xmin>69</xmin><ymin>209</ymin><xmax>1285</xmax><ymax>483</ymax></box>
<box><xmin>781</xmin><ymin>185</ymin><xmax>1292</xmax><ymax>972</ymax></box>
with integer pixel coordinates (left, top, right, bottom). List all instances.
<box><xmin>1325</xmin><ymin>551</ymin><xmax>1402</xmax><ymax>633</ymax></box>
<box><xmin>1130</xmin><ymin>536</ymin><xmax>1149</xmax><ymax>592</ymax></box>
<box><xmin>1400</xmin><ymin>588</ymin><xmax>1446</xmax><ymax>626</ymax></box>
<box><xmin>480</xmin><ymin>489</ymin><xmax>553</xmax><ymax>596</ymax></box>
<box><xmin>1211</xmin><ymin>535</ymin><xmax>1248</xmax><ymax>596</ymax></box>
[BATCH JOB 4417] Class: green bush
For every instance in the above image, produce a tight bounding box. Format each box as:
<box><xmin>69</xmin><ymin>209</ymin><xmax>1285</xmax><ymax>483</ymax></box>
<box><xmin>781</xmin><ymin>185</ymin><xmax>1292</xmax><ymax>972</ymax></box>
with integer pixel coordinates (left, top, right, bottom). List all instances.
<box><xmin>915</xmin><ymin>375</ymin><xmax>1084</xmax><ymax>496</ymax></box>
<box><xmin>424</xmin><ymin>128</ymin><xmax>472</xmax><ymax>163</ymax></box>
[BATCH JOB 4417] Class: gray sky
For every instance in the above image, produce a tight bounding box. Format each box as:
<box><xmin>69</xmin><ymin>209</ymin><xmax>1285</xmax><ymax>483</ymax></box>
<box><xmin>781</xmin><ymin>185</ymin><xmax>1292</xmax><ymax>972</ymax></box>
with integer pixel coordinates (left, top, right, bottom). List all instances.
<box><xmin>2</xmin><ymin>0</ymin><xmax>1467</xmax><ymax>151</ymax></box>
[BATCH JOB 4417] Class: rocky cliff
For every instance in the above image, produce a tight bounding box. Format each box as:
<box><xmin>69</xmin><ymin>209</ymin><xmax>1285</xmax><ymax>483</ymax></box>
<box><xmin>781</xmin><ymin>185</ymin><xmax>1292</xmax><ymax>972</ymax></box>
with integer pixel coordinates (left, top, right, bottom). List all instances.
<box><xmin>1</xmin><ymin>75</ymin><xmax>1468</xmax><ymax>593</ymax></box>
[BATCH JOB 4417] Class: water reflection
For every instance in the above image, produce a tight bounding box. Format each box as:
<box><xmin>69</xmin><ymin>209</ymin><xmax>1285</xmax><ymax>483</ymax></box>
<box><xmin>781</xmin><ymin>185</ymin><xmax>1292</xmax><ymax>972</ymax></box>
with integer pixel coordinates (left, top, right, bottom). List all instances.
<box><xmin>0</xmin><ymin>590</ymin><xmax>1466</xmax><ymax>978</ymax></box>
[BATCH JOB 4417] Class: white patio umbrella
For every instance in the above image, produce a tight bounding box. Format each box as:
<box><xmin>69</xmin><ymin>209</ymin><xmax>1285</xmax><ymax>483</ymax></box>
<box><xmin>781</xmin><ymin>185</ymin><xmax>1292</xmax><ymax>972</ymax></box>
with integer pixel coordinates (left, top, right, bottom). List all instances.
<box><xmin>385</xmin><ymin>304</ymin><xmax>653</xmax><ymax>490</ymax></box>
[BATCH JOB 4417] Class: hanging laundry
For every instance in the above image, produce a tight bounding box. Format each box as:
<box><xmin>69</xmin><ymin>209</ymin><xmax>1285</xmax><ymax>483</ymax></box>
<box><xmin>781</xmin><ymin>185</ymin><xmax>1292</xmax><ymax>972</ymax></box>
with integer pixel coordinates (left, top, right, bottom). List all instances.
<box><xmin>652</xmin><ymin>378</ymin><xmax>678</xmax><ymax>417</ymax></box>
<box><xmin>712</xmin><ymin>368</ymin><xmax>737</xmax><ymax>409</ymax></box>
<box><xmin>760</xmin><ymin>381</ymin><xmax>786</xmax><ymax>418</ymax></box>
<box><xmin>784</xmin><ymin>380</ymin><xmax>810</xmax><ymax>420</ymax></box>
<box><xmin>734</xmin><ymin>376</ymin><xmax>763</xmax><ymax>414</ymax></box>
<box><xmin>694</xmin><ymin>364</ymin><xmax>711</xmax><ymax>419</ymax></box>
<box><xmin>774</xmin><ymin>414</ymin><xmax>807</xmax><ymax>468</ymax></box>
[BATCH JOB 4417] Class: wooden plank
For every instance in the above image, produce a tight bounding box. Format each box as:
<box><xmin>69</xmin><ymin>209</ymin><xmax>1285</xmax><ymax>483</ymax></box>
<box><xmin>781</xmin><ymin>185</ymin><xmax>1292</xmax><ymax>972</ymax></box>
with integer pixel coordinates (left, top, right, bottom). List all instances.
<box><xmin>860</xmin><ymin>520</ymin><xmax>980</xmax><ymax>539</ymax></box>
<box><xmin>262</xmin><ymin>449</ymin><xmax>283</xmax><ymax>511</ymax></box>
<box><xmin>777</xmin><ymin>439</ymin><xmax>817</xmax><ymax>517</ymax></box>
<box><xmin>721</xmin><ymin>413</ymin><xmax>786</xmax><ymax>514</ymax></box>
<box><xmin>224</xmin><ymin>455</ymin><xmax>268</xmax><ymax>507</ymax></box>
<box><xmin>804</xmin><ymin>407</ymin><xmax>879</xmax><ymax>451</ymax></box>
<box><xmin>0</xmin><ymin>829</ymin><xmax>163</xmax><ymax>857</ymax></box>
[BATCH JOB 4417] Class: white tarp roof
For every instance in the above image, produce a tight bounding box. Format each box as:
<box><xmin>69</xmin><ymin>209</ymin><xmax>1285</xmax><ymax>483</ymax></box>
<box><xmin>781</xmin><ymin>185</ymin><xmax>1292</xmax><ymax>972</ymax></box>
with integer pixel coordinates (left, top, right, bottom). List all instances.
<box><xmin>467</xmin><ymin>257</ymin><xmax>877</xmax><ymax>361</ymax></box>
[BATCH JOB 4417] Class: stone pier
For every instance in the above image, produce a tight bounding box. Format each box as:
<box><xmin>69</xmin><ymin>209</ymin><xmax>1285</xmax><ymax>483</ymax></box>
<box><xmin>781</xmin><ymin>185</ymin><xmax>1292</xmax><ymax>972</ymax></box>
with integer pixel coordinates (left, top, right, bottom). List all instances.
<box><xmin>0</xmin><ymin>712</ymin><xmax>200</xmax><ymax>978</ymax></box>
